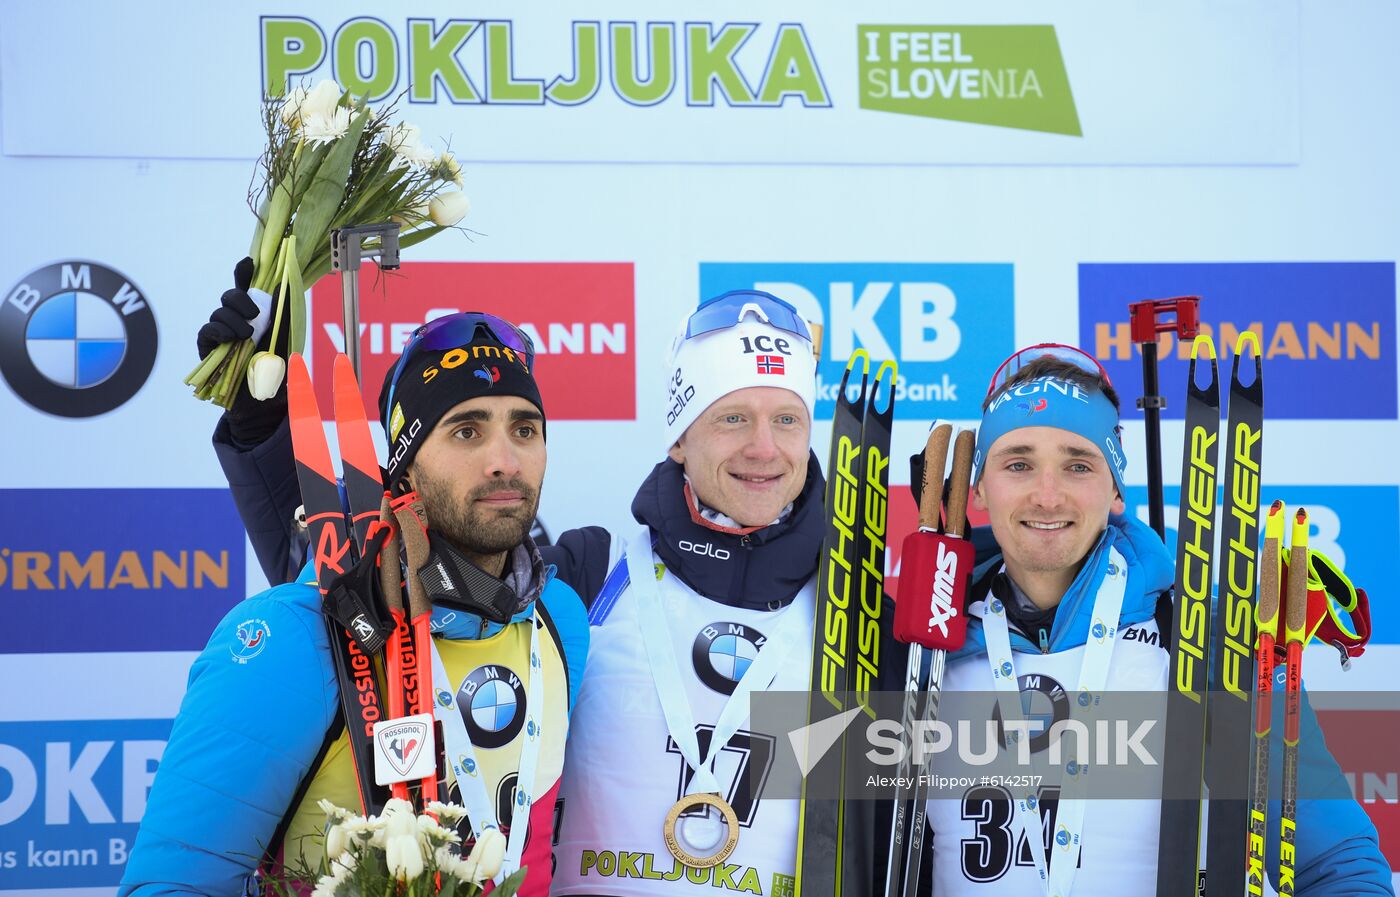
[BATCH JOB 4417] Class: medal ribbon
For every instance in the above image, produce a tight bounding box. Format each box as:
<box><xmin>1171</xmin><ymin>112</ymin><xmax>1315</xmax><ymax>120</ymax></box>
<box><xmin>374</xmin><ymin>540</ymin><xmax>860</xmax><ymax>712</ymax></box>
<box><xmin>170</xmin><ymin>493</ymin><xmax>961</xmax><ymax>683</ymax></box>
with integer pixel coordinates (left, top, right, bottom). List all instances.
<box><xmin>981</xmin><ymin>546</ymin><xmax>1128</xmax><ymax>897</ymax></box>
<box><xmin>428</xmin><ymin>607</ymin><xmax>545</xmax><ymax>883</ymax></box>
<box><xmin>627</xmin><ymin>528</ymin><xmax>808</xmax><ymax>795</ymax></box>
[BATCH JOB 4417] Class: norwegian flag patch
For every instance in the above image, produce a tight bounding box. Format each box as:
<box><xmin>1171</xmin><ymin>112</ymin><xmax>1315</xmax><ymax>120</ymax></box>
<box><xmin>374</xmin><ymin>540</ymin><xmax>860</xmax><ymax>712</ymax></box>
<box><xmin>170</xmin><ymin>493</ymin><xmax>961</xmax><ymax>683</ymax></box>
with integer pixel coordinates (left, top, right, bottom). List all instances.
<box><xmin>756</xmin><ymin>355</ymin><xmax>785</xmax><ymax>375</ymax></box>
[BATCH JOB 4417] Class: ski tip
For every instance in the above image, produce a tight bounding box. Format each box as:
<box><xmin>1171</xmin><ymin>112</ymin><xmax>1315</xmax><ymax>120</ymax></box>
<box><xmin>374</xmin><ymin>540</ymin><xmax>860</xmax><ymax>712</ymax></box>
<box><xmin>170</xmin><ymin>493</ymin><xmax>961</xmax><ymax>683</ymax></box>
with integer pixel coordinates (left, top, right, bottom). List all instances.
<box><xmin>1234</xmin><ymin>329</ymin><xmax>1262</xmax><ymax>360</ymax></box>
<box><xmin>844</xmin><ymin>348</ymin><xmax>871</xmax><ymax>377</ymax></box>
<box><xmin>870</xmin><ymin>359</ymin><xmax>898</xmax><ymax>412</ymax></box>
<box><xmin>1189</xmin><ymin>333</ymin><xmax>1217</xmax><ymax>361</ymax></box>
<box><xmin>288</xmin><ymin>352</ymin><xmax>312</xmax><ymax>384</ymax></box>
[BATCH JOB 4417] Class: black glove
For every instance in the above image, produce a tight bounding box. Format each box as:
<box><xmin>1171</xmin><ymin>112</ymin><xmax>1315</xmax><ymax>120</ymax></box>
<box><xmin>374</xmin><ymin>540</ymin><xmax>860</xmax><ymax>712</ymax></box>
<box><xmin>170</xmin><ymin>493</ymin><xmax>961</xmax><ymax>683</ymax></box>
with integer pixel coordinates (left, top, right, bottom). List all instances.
<box><xmin>199</xmin><ymin>257</ymin><xmax>291</xmax><ymax>446</ymax></box>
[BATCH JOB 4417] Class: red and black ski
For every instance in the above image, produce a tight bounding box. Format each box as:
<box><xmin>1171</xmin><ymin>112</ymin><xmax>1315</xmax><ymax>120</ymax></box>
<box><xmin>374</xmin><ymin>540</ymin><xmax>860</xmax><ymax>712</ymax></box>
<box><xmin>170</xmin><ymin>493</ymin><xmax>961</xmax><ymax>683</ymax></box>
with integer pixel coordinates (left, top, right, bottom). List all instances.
<box><xmin>288</xmin><ymin>353</ymin><xmax>387</xmax><ymax>816</ymax></box>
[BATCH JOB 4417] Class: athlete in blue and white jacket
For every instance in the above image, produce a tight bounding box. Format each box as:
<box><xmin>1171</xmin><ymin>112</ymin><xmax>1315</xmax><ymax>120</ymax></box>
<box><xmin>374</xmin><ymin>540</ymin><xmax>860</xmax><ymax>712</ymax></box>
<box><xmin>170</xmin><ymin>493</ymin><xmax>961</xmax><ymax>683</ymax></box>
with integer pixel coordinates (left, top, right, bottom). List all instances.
<box><xmin>120</xmin><ymin>315</ymin><xmax>589</xmax><ymax>897</ymax></box>
<box><xmin>923</xmin><ymin>345</ymin><xmax>1391</xmax><ymax>896</ymax></box>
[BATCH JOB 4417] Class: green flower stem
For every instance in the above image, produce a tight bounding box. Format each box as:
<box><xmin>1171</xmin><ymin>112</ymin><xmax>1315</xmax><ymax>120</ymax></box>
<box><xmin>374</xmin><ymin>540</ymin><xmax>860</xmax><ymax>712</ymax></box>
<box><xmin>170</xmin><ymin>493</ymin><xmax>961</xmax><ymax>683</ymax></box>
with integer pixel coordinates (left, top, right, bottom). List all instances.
<box><xmin>255</xmin><ymin>180</ymin><xmax>294</xmax><ymax>293</ymax></box>
<box><xmin>185</xmin><ymin>341</ymin><xmax>230</xmax><ymax>386</ymax></box>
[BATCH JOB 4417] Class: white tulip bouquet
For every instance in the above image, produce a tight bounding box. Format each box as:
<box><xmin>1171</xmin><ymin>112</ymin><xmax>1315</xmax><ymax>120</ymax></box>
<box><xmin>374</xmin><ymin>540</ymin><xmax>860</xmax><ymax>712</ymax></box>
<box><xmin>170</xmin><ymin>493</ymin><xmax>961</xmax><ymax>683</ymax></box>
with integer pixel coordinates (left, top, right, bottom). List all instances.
<box><xmin>186</xmin><ymin>80</ymin><xmax>470</xmax><ymax>407</ymax></box>
<box><xmin>264</xmin><ymin>798</ymin><xmax>527</xmax><ymax>897</ymax></box>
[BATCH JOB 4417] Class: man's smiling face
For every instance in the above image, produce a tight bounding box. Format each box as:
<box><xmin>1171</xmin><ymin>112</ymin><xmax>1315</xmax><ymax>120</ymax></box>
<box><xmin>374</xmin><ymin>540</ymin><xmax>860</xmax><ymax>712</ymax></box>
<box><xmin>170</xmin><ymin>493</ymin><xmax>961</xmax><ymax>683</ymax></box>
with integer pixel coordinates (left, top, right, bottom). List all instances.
<box><xmin>973</xmin><ymin>425</ymin><xmax>1124</xmax><ymax>590</ymax></box>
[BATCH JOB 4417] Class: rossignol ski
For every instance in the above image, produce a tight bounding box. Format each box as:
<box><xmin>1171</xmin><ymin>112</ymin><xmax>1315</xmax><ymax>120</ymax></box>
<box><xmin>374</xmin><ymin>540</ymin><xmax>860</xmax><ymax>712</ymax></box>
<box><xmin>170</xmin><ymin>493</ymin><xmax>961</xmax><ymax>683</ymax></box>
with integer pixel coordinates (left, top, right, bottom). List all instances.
<box><xmin>1204</xmin><ymin>333</ymin><xmax>1264</xmax><ymax>894</ymax></box>
<box><xmin>1156</xmin><ymin>335</ymin><xmax>1222</xmax><ymax>897</ymax></box>
<box><xmin>796</xmin><ymin>351</ymin><xmax>868</xmax><ymax>897</ymax></box>
<box><xmin>288</xmin><ymin>352</ymin><xmax>388</xmax><ymax>816</ymax></box>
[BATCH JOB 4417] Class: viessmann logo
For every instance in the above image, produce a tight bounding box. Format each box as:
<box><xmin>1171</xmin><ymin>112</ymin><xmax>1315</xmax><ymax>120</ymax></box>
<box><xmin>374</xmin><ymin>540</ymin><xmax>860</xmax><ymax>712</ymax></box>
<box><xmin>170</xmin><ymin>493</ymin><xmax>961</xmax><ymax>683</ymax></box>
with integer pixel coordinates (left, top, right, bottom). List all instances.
<box><xmin>260</xmin><ymin>18</ymin><xmax>1077</xmax><ymax>135</ymax></box>
<box><xmin>310</xmin><ymin>262</ymin><xmax>635</xmax><ymax>421</ymax></box>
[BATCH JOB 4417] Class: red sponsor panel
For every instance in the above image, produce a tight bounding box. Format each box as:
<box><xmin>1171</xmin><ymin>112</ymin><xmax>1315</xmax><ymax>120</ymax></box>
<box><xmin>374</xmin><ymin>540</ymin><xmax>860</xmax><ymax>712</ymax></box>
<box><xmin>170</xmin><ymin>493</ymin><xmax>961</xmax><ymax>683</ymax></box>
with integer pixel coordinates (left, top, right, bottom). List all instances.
<box><xmin>885</xmin><ymin>483</ymin><xmax>988</xmax><ymax>596</ymax></box>
<box><xmin>310</xmin><ymin>262</ymin><xmax>635</xmax><ymax>421</ymax></box>
<box><xmin>1315</xmin><ymin>709</ymin><xmax>1400</xmax><ymax>871</ymax></box>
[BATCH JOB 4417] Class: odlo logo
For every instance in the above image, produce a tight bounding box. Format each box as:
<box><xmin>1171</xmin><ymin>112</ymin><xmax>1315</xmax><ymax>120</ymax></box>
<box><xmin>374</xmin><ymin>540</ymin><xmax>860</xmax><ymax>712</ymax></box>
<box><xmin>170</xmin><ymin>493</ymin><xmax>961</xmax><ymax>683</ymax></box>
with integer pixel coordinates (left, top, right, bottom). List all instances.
<box><xmin>679</xmin><ymin>540</ymin><xmax>731</xmax><ymax>561</ymax></box>
<box><xmin>667</xmin><ymin>368</ymin><xmax>695</xmax><ymax>426</ymax></box>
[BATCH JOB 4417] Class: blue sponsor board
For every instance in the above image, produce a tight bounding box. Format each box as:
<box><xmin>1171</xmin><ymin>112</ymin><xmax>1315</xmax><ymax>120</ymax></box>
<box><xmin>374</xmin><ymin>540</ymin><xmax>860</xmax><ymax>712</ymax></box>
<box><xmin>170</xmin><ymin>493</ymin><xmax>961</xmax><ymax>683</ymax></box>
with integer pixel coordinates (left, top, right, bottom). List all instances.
<box><xmin>1125</xmin><ymin>485</ymin><xmax>1399</xmax><ymax>645</ymax></box>
<box><xmin>699</xmin><ymin>263</ymin><xmax>1015</xmax><ymax>419</ymax></box>
<box><xmin>0</xmin><ymin>718</ymin><xmax>171</xmax><ymax>888</ymax></box>
<box><xmin>0</xmin><ymin>489</ymin><xmax>245</xmax><ymax>653</ymax></box>
<box><xmin>1078</xmin><ymin>262</ymin><xmax>1397</xmax><ymax>419</ymax></box>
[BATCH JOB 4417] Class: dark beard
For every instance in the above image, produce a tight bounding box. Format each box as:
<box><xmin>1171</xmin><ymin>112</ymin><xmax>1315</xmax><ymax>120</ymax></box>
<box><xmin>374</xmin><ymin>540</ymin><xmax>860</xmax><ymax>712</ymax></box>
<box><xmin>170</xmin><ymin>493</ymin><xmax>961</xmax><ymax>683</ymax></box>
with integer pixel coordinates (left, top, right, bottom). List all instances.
<box><xmin>412</xmin><ymin>470</ymin><xmax>540</xmax><ymax>555</ymax></box>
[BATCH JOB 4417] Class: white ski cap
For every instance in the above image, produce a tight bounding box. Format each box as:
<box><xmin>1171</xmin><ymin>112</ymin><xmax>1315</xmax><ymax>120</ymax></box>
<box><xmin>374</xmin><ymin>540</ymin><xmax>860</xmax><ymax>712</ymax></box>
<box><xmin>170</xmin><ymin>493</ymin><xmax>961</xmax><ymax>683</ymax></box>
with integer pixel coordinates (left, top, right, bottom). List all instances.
<box><xmin>662</xmin><ymin>295</ymin><xmax>817</xmax><ymax>451</ymax></box>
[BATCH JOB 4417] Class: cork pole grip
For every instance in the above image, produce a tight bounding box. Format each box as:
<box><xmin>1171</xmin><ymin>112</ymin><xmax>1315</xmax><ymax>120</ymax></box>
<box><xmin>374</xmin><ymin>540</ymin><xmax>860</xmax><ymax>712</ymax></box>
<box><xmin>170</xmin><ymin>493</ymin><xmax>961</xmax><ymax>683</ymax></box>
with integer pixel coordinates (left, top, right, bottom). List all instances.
<box><xmin>944</xmin><ymin>429</ymin><xmax>976</xmax><ymax>539</ymax></box>
<box><xmin>918</xmin><ymin>424</ymin><xmax>953</xmax><ymax>531</ymax></box>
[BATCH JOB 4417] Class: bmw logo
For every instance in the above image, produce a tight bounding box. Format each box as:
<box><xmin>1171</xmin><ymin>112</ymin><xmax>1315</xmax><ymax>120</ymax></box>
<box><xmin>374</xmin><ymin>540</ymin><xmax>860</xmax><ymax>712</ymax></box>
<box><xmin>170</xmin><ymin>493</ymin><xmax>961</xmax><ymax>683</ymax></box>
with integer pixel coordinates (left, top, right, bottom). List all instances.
<box><xmin>458</xmin><ymin>664</ymin><xmax>527</xmax><ymax>749</ymax></box>
<box><xmin>0</xmin><ymin>261</ymin><xmax>157</xmax><ymax>417</ymax></box>
<box><xmin>991</xmin><ymin>673</ymin><xmax>1070</xmax><ymax>755</ymax></box>
<box><xmin>693</xmin><ymin>621</ymin><xmax>767</xmax><ymax>695</ymax></box>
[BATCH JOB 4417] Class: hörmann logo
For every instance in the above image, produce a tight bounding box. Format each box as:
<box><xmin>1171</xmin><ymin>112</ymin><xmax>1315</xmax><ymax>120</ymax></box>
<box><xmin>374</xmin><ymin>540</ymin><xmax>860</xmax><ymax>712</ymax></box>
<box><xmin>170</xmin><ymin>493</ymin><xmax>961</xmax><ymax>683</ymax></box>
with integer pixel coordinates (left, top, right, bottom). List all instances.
<box><xmin>312</xmin><ymin>262</ymin><xmax>634</xmax><ymax>422</ymax></box>
<box><xmin>262</xmin><ymin>18</ymin><xmax>830</xmax><ymax>108</ymax></box>
<box><xmin>858</xmin><ymin>26</ymin><xmax>1080</xmax><ymax>135</ymax></box>
<box><xmin>0</xmin><ymin>489</ymin><xmax>246</xmax><ymax>654</ymax></box>
<box><xmin>1079</xmin><ymin>263</ymin><xmax>1397</xmax><ymax>420</ymax></box>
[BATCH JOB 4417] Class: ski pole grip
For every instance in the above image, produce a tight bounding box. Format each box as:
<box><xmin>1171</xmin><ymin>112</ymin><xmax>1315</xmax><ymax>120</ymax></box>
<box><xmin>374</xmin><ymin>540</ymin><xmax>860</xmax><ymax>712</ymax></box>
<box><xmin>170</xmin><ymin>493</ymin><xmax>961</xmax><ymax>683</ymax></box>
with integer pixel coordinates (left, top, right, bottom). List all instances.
<box><xmin>1285</xmin><ymin>508</ymin><xmax>1310</xmax><ymax>644</ymax></box>
<box><xmin>378</xmin><ymin>494</ymin><xmax>405</xmax><ymax>614</ymax></box>
<box><xmin>390</xmin><ymin>492</ymin><xmax>434</xmax><ymax>620</ymax></box>
<box><xmin>917</xmin><ymin>424</ymin><xmax>953</xmax><ymax>531</ymax></box>
<box><xmin>944</xmin><ymin>429</ymin><xmax>975</xmax><ymax>539</ymax></box>
<box><xmin>1257</xmin><ymin>500</ymin><xmax>1284</xmax><ymax>639</ymax></box>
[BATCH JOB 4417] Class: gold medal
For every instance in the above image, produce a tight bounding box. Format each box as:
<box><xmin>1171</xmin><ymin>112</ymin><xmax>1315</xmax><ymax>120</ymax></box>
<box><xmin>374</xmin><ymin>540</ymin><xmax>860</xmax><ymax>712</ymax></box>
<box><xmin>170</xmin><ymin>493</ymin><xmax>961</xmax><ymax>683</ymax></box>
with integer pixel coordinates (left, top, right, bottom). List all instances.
<box><xmin>662</xmin><ymin>792</ymin><xmax>740</xmax><ymax>868</ymax></box>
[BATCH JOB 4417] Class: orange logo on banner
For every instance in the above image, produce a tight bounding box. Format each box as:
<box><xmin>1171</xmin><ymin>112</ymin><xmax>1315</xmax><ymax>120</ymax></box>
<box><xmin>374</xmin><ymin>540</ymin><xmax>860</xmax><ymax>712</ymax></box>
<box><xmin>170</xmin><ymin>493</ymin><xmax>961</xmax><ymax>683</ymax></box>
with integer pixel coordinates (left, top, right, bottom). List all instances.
<box><xmin>310</xmin><ymin>262</ymin><xmax>635</xmax><ymax>422</ymax></box>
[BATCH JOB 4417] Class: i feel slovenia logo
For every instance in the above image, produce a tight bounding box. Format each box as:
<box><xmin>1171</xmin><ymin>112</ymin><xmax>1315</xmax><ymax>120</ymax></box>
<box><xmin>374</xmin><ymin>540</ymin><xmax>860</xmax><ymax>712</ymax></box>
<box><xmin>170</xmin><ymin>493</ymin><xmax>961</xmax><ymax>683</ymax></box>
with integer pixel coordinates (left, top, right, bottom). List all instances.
<box><xmin>0</xmin><ymin>261</ymin><xmax>157</xmax><ymax>417</ymax></box>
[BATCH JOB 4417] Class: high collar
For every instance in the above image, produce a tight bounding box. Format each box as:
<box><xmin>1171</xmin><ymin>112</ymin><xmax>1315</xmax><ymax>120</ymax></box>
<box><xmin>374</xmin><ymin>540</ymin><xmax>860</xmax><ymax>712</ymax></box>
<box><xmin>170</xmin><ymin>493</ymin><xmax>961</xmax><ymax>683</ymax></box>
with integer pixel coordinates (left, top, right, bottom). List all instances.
<box><xmin>630</xmin><ymin>453</ymin><xmax>826</xmax><ymax>609</ymax></box>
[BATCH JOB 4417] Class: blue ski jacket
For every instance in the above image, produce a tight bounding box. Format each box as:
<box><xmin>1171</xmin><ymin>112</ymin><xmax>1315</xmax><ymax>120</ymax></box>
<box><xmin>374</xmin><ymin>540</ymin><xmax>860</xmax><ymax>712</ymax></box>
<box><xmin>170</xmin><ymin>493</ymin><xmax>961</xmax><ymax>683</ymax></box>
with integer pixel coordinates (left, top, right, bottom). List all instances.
<box><xmin>949</xmin><ymin>513</ymin><xmax>1392</xmax><ymax>896</ymax></box>
<box><xmin>116</xmin><ymin>561</ymin><xmax>589</xmax><ymax>897</ymax></box>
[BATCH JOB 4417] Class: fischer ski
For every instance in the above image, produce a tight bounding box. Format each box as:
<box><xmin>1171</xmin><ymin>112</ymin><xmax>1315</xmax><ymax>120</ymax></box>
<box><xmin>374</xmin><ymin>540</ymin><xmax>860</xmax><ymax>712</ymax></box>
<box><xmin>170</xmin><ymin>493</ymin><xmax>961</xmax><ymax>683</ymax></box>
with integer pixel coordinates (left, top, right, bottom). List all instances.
<box><xmin>842</xmin><ymin>358</ymin><xmax>896</xmax><ymax>896</ymax></box>
<box><xmin>797</xmin><ymin>351</ymin><xmax>875</xmax><ymax>897</ymax></box>
<box><xmin>796</xmin><ymin>353</ymin><xmax>896</xmax><ymax>895</ymax></box>
<box><xmin>1204</xmin><ymin>333</ymin><xmax>1264</xmax><ymax>894</ymax></box>
<box><xmin>1156</xmin><ymin>334</ymin><xmax>1222</xmax><ymax>897</ymax></box>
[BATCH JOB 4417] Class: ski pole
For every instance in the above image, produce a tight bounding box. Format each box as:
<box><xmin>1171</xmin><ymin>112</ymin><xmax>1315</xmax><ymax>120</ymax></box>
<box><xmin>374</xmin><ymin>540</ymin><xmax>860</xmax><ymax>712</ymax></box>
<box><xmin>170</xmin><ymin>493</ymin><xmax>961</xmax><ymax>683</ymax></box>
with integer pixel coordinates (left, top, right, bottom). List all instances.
<box><xmin>1279</xmin><ymin>508</ymin><xmax>1309</xmax><ymax>896</ymax></box>
<box><xmin>1246</xmin><ymin>500</ymin><xmax>1285</xmax><ymax>896</ymax></box>
<box><xmin>890</xmin><ymin>426</ymin><xmax>975</xmax><ymax>897</ymax></box>
<box><xmin>1128</xmin><ymin>296</ymin><xmax>1200</xmax><ymax>540</ymax></box>
<box><xmin>331</xmin><ymin>222</ymin><xmax>401</xmax><ymax>380</ymax></box>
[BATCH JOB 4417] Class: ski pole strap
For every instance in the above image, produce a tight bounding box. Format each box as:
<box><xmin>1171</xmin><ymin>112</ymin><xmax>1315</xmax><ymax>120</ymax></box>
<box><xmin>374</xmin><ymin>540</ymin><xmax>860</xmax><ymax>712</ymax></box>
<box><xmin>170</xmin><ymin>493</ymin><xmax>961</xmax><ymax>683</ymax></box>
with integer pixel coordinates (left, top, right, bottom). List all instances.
<box><xmin>1279</xmin><ymin>548</ymin><xmax>1371</xmax><ymax>661</ymax></box>
<box><xmin>323</xmin><ymin>526</ymin><xmax>395</xmax><ymax>655</ymax></box>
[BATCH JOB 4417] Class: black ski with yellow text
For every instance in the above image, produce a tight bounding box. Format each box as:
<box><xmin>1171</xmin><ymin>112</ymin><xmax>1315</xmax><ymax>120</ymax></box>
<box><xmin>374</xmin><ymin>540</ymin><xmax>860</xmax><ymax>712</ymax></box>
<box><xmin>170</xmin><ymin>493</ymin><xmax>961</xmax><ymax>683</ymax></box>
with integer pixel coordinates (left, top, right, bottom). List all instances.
<box><xmin>1204</xmin><ymin>334</ymin><xmax>1264</xmax><ymax>896</ymax></box>
<box><xmin>841</xmin><ymin>358</ymin><xmax>897</xmax><ymax>896</ymax></box>
<box><xmin>796</xmin><ymin>351</ymin><xmax>869</xmax><ymax>897</ymax></box>
<box><xmin>1156</xmin><ymin>335</ymin><xmax>1222</xmax><ymax>897</ymax></box>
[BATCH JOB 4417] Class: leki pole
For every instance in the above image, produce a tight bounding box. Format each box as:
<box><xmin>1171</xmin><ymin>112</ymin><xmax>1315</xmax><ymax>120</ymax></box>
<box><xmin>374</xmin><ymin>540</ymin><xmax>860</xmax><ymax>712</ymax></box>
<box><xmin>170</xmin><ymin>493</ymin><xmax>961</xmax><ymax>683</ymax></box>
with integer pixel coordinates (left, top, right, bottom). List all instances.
<box><xmin>331</xmin><ymin>222</ymin><xmax>402</xmax><ymax>380</ymax></box>
<box><xmin>1128</xmin><ymin>296</ymin><xmax>1201</xmax><ymax>540</ymax></box>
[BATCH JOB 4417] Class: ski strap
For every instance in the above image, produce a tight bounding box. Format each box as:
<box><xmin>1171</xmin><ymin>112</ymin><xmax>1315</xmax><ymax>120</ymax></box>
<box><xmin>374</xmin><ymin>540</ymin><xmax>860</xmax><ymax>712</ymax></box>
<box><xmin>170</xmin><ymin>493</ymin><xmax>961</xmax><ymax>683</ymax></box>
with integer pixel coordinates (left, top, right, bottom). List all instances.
<box><xmin>1279</xmin><ymin>548</ymin><xmax>1371</xmax><ymax>664</ymax></box>
<box><xmin>982</xmin><ymin>547</ymin><xmax>1129</xmax><ymax>897</ymax></box>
